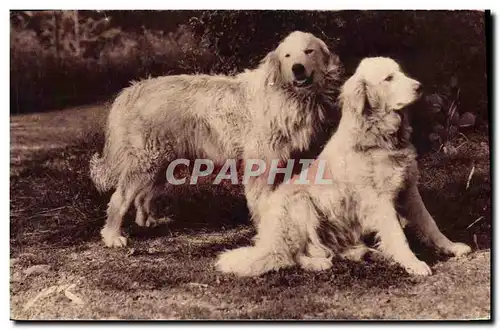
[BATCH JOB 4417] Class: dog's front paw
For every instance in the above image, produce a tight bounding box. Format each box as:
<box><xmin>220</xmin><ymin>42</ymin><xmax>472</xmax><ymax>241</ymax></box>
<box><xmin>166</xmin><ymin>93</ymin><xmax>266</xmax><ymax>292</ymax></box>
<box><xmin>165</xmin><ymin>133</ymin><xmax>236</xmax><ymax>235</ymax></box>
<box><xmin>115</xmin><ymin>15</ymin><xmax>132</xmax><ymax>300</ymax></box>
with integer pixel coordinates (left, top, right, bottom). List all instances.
<box><xmin>441</xmin><ymin>242</ymin><xmax>472</xmax><ymax>257</ymax></box>
<box><xmin>297</xmin><ymin>255</ymin><xmax>333</xmax><ymax>272</ymax></box>
<box><xmin>404</xmin><ymin>259</ymin><xmax>432</xmax><ymax>276</ymax></box>
<box><xmin>101</xmin><ymin>227</ymin><xmax>127</xmax><ymax>248</ymax></box>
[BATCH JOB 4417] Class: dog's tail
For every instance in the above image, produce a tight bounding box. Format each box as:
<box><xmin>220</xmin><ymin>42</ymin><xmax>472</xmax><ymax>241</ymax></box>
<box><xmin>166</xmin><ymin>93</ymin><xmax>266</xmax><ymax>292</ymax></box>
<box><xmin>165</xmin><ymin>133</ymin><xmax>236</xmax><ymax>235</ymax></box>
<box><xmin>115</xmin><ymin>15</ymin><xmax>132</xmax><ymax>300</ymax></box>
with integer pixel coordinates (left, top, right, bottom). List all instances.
<box><xmin>89</xmin><ymin>118</ymin><xmax>121</xmax><ymax>193</ymax></box>
<box><xmin>89</xmin><ymin>88</ymin><xmax>136</xmax><ymax>192</ymax></box>
<box><xmin>89</xmin><ymin>151</ymin><xmax>118</xmax><ymax>192</ymax></box>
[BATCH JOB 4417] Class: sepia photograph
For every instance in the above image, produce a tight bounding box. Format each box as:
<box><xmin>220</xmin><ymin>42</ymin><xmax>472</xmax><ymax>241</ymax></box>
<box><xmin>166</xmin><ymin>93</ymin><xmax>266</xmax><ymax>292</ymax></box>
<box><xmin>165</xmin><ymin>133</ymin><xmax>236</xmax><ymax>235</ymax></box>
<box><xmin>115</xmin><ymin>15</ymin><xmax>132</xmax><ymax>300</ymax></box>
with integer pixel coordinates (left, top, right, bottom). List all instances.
<box><xmin>10</xmin><ymin>9</ymin><xmax>490</xmax><ymax>320</ymax></box>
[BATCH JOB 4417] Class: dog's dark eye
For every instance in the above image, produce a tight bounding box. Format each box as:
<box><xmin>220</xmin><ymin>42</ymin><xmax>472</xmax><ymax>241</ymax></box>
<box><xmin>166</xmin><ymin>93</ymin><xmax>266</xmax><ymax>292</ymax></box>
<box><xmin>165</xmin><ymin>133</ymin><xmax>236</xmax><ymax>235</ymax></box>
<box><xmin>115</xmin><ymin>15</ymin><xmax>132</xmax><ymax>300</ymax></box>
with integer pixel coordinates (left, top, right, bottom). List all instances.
<box><xmin>285</xmin><ymin>54</ymin><xmax>290</xmax><ymax>58</ymax></box>
<box><xmin>385</xmin><ymin>75</ymin><xmax>394</xmax><ymax>82</ymax></box>
<box><xmin>304</xmin><ymin>49</ymin><xmax>314</xmax><ymax>55</ymax></box>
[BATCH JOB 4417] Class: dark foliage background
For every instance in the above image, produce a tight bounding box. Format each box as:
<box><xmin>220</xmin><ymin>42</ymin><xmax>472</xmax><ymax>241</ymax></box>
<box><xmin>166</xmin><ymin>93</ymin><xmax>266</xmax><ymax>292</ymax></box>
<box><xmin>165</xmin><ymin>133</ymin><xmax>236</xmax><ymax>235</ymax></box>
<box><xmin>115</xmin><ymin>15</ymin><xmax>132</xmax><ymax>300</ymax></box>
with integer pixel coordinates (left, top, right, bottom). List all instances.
<box><xmin>10</xmin><ymin>10</ymin><xmax>488</xmax><ymax>151</ymax></box>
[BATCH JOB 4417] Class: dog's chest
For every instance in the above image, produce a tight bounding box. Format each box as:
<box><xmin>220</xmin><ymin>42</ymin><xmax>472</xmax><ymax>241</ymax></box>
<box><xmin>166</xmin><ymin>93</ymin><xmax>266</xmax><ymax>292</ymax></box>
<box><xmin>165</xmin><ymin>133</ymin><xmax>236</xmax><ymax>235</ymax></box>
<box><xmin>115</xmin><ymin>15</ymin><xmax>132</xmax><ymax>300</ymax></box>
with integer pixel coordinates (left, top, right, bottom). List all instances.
<box><xmin>269</xmin><ymin>101</ymin><xmax>326</xmax><ymax>153</ymax></box>
<box><xmin>361</xmin><ymin>149</ymin><xmax>413</xmax><ymax>196</ymax></box>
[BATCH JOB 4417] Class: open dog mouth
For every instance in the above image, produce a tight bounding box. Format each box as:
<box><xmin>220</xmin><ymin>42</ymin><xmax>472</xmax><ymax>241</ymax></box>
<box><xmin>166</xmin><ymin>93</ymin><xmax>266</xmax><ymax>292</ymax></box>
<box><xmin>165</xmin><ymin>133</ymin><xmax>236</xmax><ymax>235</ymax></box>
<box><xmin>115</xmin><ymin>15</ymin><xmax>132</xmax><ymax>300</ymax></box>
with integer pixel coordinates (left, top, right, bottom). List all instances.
<box><xmin>293</xmin><ymin>71</ymin><xmax>314</xmax><ymax>87</ymax></box>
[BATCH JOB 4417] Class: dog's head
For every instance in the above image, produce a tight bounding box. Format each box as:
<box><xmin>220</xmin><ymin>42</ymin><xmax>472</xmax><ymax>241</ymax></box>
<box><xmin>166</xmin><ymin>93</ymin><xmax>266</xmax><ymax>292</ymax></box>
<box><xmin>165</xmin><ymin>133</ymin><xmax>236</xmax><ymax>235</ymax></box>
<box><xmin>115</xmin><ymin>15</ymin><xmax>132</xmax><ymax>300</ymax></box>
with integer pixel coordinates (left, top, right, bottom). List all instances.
<box><xmin>341</xmin><ymin>57</ymin><xmax>422</xmax><ymax>115</ymax></box>
<box><xmin>339</xmin><ymin>57</ymin><xmax>422</xmax><ymax>144</ymax></box>
<box><xmin>262</xmin><ymin>31</ymin><xmax>341</xmax><ymax>92</ymax></box>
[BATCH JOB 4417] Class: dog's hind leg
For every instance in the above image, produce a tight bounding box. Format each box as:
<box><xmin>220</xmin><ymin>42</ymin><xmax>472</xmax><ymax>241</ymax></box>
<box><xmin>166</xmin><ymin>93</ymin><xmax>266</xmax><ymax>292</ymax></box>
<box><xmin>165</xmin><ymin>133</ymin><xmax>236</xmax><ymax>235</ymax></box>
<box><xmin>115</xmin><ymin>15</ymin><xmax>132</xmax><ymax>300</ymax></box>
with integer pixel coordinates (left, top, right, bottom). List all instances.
<box><xmin>402</xmin><ymin>182</ymin><xmax>471</xmax><ymax>257</ymax></box>
<box><xmin>133</xmin><ymin>145</ymin><xmax>177</xmax><ymax>228</ymax></box>
<box><xmin>216</xmin><ymin>192</ymin><xmax>300</xmax><ymax>276</ymax></box>
<box><xmin>216</xmin><ymin>213</ymin><xmax>297</xmax><ymax>277</ymax></box>
<box><xmin>298</xmin><ymin>222</ymin><xmax>334</xmax><ymax>271</ymax></box>
<box><xmin>217</xmin><ymin>245</ymin><xmax>296</xmax><ymax>277</ymax></box>
<box><xmin>101</xmin><ymin>185</ymin><xmax>133</xmax><ymax>248</ymax></box>
<box><xmin>134</xmin><ymin>185</ymin><xmax>154</xmax><ymax>227</ymax></box>
<box><xmin>101</xmin><ymin>169</ymin><xmax>157</xmax><ymax>247</ymax></box>
<box><xmin>134</xmin><ymin>185</ymin><xmax>169</xmax><ymax>228</ymax></box>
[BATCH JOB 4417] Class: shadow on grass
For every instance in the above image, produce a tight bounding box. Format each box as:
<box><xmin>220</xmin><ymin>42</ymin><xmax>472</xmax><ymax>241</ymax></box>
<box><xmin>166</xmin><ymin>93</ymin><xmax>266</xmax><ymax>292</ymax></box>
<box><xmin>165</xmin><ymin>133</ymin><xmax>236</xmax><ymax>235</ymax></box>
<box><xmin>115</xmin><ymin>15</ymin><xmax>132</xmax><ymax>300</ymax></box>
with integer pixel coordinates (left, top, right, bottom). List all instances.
<box><xmin>10</xmin><ymin>130</ymin><xmax>491</xmax><ymax>265</ymax></box>
<box><xmin>87</xmin><ymin>245</ymin><xmax>415</xmax><ymax>298</ymax></box>
<box><xmin>129</xmin><ymin>184</ymin><xmax>250</xmax><ymax>242</ymax></box>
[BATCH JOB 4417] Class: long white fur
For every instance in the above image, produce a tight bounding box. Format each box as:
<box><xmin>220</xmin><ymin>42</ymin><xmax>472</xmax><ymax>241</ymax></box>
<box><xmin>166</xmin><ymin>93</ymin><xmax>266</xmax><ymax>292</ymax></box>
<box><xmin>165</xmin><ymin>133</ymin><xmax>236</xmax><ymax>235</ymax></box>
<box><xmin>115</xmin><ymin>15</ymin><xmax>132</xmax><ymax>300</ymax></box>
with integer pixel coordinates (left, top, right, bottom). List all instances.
<box><xmin>216</xmin><ymin>57</ymin><xmax>445</xmax><ymax>277</ymax></box>
<box><xmin>90</xmin><ymin>31</ymin><xmax>343</xmax><ymax>247</ymax></box>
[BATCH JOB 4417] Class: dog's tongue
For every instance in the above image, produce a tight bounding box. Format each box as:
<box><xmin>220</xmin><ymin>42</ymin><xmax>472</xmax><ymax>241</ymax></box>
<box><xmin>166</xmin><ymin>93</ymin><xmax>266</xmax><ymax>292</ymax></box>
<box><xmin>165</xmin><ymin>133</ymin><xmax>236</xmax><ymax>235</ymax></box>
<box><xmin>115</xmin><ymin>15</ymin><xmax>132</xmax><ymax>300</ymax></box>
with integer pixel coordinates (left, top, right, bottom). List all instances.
<box><xmin>294</xmin><ymin>79</ymin><xmax>308</xmax><ymax>87</ymax></box>
<box><xmin>294</xmin><ymin>72</ymin><xmax>314</xmax><ymax>87</ymax></box>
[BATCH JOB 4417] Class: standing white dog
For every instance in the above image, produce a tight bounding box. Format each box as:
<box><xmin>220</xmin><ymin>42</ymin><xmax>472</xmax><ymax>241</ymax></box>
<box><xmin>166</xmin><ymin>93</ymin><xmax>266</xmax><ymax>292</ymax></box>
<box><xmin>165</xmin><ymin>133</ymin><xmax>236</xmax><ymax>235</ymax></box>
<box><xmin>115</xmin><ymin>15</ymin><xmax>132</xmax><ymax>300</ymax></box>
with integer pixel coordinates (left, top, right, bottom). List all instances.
<box><xmin>216</xmin><ymin>57</ymin><xmax>471</xmax><ymax>277</ymax></box>
<box><xmin>90</xmin><ymin>31</ymin><xmax>343</xmax><ymax>247</ymax></box>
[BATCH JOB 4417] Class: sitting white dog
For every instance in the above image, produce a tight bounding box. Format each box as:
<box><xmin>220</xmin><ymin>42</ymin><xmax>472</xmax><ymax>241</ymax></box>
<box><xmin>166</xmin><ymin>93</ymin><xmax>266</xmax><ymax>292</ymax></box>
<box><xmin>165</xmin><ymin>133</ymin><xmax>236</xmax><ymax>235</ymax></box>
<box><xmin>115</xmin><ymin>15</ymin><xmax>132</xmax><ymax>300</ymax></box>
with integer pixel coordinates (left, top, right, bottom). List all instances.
<box><xmin>216</xmin><ymin>57</ymin><xmax>470</xmax><ymax>277</ymax></box>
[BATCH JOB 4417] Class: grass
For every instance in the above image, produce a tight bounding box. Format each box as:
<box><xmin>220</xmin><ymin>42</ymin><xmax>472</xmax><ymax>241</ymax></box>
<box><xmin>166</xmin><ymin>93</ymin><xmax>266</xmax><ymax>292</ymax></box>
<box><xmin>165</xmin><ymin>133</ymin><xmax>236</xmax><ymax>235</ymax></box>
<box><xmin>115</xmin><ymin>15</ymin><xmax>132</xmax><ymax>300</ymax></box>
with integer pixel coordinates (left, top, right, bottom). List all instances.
<box><xmin>10</xmin><ymin>104</ymin><xmax>491</xmax><ymax>320</ymax></box>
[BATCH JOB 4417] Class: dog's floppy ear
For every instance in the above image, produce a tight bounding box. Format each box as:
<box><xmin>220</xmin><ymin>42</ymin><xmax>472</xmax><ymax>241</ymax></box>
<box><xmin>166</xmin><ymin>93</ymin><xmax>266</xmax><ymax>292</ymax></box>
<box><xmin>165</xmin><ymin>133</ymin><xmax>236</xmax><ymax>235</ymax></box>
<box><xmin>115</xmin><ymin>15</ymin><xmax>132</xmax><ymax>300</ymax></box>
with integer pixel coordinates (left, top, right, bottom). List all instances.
<box><xmin>260</xmin><ymin>51</ymin><xmax>282</xmax><ymax>87</ymax></box>
<box><xmin>340</xmin><ymin>72</ymin><xmax>369</xmax><ymax>116</ymax></box>
<box><xmin>317</xmin><ymin>39</ymin><xmax>340</xmax><ymax>73</ymax></box>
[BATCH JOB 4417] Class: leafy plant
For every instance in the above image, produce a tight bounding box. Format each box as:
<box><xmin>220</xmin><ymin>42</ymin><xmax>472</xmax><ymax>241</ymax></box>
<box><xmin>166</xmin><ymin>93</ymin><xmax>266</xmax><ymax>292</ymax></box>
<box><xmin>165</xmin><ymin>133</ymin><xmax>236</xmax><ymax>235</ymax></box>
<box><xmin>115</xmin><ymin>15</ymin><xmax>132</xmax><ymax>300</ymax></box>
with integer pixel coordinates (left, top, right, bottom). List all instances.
<box><xmin>426</xmin><ymin>76</ymin><xmax>477</xmax><ymax>156</ymax></box>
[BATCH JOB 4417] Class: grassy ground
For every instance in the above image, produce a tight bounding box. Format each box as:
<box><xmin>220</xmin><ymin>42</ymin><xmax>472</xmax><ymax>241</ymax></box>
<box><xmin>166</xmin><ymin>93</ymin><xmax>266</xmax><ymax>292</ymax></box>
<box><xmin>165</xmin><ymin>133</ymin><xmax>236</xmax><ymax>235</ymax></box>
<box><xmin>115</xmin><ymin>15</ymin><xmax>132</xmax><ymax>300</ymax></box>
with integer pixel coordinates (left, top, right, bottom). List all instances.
<box><xmin>10</xmin><ymin>104</ymin><xmax>491</xmax><ymax>320</ymax></box>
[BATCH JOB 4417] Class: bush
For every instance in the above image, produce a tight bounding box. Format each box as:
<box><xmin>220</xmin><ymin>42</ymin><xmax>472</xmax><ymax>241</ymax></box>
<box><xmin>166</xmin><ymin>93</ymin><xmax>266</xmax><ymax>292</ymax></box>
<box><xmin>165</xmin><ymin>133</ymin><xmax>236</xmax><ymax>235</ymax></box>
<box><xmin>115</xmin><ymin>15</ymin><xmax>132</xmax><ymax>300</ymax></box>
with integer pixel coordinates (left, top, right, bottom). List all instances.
<box><xmin>11</xmin><ymin>10</ymin><xmax>488</xmax><ymax>142</ymax></box>
<box><xmin>10</xmin><ymin>11</ymin><xmax>212</xmax><ymax>113</ymax></box>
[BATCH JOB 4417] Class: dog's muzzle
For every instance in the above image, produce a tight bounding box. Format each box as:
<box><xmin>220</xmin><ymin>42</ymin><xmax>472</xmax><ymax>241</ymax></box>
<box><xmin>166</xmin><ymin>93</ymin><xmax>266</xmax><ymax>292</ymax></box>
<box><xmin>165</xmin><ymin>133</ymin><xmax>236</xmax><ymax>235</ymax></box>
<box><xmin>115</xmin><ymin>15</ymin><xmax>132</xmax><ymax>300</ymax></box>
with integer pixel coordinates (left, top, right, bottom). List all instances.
<box><xmin>293</xmin><ymin>71</ymin><xmax>315</xmax><ymax>88</ymax></box>
<box><xmin>292</xmin><ymin>63</ymin><xmax>314</xmax><ymax>88</ymax></box>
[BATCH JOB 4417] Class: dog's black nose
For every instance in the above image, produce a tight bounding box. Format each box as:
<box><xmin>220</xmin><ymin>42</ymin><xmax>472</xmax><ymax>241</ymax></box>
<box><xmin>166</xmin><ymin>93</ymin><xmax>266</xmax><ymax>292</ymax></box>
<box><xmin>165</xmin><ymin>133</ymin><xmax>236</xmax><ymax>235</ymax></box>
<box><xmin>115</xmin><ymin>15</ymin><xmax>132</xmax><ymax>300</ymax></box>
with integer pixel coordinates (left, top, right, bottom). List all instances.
<box><xmin>292</xmin><ymin>63</ymin><xmax>306</xmax><ymax>79</ymax></box>
<box><xmin>415</xmin><ymin>82</ymin><xmax>423</xmax><ymax>93</ymax></box>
